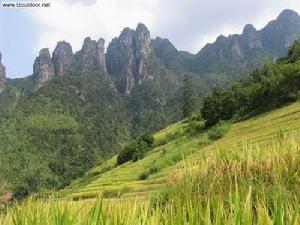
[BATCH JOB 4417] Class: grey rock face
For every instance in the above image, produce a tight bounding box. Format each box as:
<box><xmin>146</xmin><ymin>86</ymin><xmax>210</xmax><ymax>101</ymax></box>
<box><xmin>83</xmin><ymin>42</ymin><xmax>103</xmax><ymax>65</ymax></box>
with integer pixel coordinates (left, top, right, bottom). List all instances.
<box><xmin>134</xmin><ymin>23</ymin><xmax>154</xmax><ymax>83</ymax></box>
<box><xmin>33</xmin><ymin>48</ymin><xmax>55</xmax><ymax>88</ymax></box>
<box><xmin>231</xmin><ymin>36</ymin><xmax>244</xmax><ymax>58</ymax></box>
<box><xmin>97</xmin><ymin>38</ymin><xmax>107</xmax><ymax>72</ymax></box>
<box><xmin>194</xmin><ymin>9</ymin><xmax>300</xmax><ymax>75</ymax></box>
<box><xmin>242</xmin><ymin>24</ymin><xmax>262</xmax><ymax>49</ymax></box>
<box><xmin>75</xmin><ymin>37</ymin><xmax>107</xmax><ymax>73</ymax></box>
<box><xmin>0</xmin><ymin>52</ymin><xmax>6</xmax><ymax>92</ymax></box>
<box><xmin>52</xmin><ymin>41</ymin><xmax>74</xmax><ymax>76</ymax></box>
<box><xmin>151</xmin><ymin>37</ymin><xmax>184</xmax><ymax>70</ymax></box>
<box><xmin>262</xmin><ymin>9</ymin><xmax>300</xmax><ymax>50</ymax></box>
<box><xmin>106</xmin><ymin>23</ymin><xmax>156</xmax><ymax>94</ymax></box>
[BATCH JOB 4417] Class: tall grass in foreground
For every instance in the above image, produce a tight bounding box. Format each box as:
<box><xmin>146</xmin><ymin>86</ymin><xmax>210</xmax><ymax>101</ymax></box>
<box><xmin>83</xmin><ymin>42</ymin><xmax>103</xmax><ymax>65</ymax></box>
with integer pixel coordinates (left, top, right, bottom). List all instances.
<box><xmin>0</xmin><ymin>134</ymin><xmax>299</xmax><ymax>225</ymax></box>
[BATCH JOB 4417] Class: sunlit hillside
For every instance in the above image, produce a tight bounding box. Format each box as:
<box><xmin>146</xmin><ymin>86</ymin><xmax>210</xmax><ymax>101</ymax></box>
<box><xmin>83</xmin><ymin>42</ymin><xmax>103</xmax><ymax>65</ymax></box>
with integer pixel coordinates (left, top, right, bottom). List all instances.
<box><xmin>1</xmin><ymin>101</ymin><xmax>300</xmax><ymax>224</ymax></box>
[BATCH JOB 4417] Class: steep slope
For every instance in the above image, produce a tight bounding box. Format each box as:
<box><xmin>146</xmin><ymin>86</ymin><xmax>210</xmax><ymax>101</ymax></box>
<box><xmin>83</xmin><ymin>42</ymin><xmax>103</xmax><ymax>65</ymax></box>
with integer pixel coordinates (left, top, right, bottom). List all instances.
<box><xmin>62</xmin><ymin>100</ymin><xmax>300</xmax><ymax>200</ymax></box>
<box><xmin>1</xmin><ymin>9</ymin><xmax>300</xmax><ymax>200</ymax></box>
<box><xmin>1</xmin><ymin>101</ymin><xmax>300</xmax><ymax>224</ymax></box>
<box><xmin>106</xmin><ymin>23</ymin><xmax>159</xmax><ymax>95</ymax></box>
<box><xmin>2</xmin><ymin>10</ymin><xmax>300</xmax><ymax>123</ymax></box>
<box><xmin>0</xmin><ymin>76</ymin><xmax>34</xmax><ymax>119</ymax></box>
<box><xmin>62</xmin><ymin>42</ymin><xmax>300</xmax><ymax>200</ymax></box>
<box><xmin>0</xmin><ymin>71</ymin><xmax>130</xmax><ymax>198</ymax></box>
<box><xmin>105</xmin><ymin>23</ymin><xmax>203</xmax><ymax>136</ymax></box>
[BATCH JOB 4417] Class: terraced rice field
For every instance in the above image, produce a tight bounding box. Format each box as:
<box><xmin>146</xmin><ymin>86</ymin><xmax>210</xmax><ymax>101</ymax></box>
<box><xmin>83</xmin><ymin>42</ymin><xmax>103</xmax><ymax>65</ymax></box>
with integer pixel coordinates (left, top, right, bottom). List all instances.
<box><xmin>62</xmin><ymin>101</ymin><xmax>300</xmax><ymax>200</ymax></box>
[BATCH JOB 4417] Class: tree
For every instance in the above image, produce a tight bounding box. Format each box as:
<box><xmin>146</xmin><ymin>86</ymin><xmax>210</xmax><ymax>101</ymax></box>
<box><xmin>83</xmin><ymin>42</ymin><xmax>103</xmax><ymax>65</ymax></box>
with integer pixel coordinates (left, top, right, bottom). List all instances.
<box><xmin>117</xmin><ymin>133</ymin><xmax>154</xmax><ymax>165</ymax></box>
<box><xmin>140</xmin><ymin>133</ymin><xmax>154</xmax><ymax>147</ymax></box>
<box><xmin>182</xmin><ymin>75</ymin><xmax>195</xmax><ymax>118</ymax></box>
<box><xmin>201</xmin><ymin>87</ymin><xmax>225</xmax><ymax>127</ymax></box>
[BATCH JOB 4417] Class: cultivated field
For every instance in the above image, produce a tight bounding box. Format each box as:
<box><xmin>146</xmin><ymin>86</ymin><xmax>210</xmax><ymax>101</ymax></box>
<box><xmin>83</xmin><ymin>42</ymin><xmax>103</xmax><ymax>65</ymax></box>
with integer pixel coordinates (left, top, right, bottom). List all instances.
<box><xmin>1</xmin><ymin>102</ymin><xmax>300</xmax><ymax>224</ymax></box>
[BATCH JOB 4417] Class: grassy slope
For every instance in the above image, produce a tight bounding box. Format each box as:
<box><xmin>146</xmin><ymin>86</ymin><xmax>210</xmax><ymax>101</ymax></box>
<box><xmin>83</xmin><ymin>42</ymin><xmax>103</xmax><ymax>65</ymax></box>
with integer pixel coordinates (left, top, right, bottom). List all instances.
<box><xmin>62</xmin><ymin>101</ymin><xmax>300</xmax><ymax>200</ymax></box>
<box><xmin>1</xmin><ymin>101</ymin><xmax>300</xmax><ymax>225</ymax></box>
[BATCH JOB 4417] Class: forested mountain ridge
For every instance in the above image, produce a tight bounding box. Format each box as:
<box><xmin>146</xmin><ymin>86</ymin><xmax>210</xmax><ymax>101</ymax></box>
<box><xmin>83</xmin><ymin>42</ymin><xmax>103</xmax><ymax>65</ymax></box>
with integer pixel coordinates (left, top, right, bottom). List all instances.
<box><xmin>0</xmin><ymin>9</ymin><xmax>300</xmax><ymax>198</ymax></box>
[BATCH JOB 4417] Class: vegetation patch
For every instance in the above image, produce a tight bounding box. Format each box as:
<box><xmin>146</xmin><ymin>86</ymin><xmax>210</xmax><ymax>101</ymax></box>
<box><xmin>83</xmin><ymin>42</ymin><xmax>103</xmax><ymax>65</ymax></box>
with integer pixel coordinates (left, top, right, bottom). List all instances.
<box><xmin>139</xmin><ymin>165</ymin><xmax>161</xmax><ymax>180</ymax></box>
<box><xmin>208</xmin><ymin>121</ymin><xmax>231</xmax><ymax>140</ymax></box>
<box><xmin>117</xmin><ymin>133</ymin><xmax>154</xmax><ymax>165</ymax></box>
<box><xmin>102</xmin><ymin>187</ymin><xmax>131</xmax><ymax>198</ymax></box>
<box><xmin>202</xmin><ymin>41</ymin><xmax>300</xmax><ymax>126</ymax></box>
<box><xmin>26</xmin><ymin>114</ymin><xmax>78</xmax><ymax>130</ymax></box>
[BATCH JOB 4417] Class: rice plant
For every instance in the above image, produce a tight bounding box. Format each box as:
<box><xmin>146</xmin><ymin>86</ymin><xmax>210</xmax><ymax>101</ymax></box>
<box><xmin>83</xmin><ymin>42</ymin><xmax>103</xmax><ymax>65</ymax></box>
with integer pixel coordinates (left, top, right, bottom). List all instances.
<box><xmin>0</xmin><ymin>134</ymin><xmax>299</xmax><ymax>225</ymax></box>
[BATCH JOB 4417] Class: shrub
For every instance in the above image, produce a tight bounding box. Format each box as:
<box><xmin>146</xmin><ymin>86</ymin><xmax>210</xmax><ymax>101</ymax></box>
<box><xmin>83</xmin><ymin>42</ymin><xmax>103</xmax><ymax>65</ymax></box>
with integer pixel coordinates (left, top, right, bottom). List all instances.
<box><xmin>117</xmin><ymin>142</ymin><xmax>137</xmax><ymax>165</ymax></box>
<box><xmin>139</xmin><ymin>165</ymin><xmax>161</xmax><ymax>180</ymax></box>
<box><xmin>140</xmin><ymin>133</ymin><xmax>154</xmax><ymax>147</ymax></box>
<box><xmin>132</xmin><ymin>140</ymin><xmax>149</xmax><ymax>162</ymax></box>
<box><xmin>138</xmin><ymin>172</ymin><xmax>149</xmax><ymax>180</ymax></box>
<box><xmin>149</xmin><ymin>165</ymin><xmax>160</xmax><ymax>173</ymax></box>
<box><xmin>102</xmin><ymin>187</ymin><xmax>131</xmax><ymax>198</ymax></box>
<box><xmin>117</xmin><ymin>133</ymin><xmax>154</xmax><ymax>165</ymax></box>
<box><xmin>208</xmin><ymin>121</ymin><xmax>231</xmax><ymax>140</ymax></box>
<box><xmin>186</xmin><ymin>120</ymin><xmax>204</xmax><ymax>136</ymax></box>
<box><xmin>102</xmin><ymin>189</ymin><xmax>121</xmax><ymax>198</ymax></box>
<box><xmin>154</xmin><ymin>132</ymin><xmax>182</xmax><ymax>147</ymax></box>
<box><xmin>171</xmin><ymin>153</ymin><xmax>183</xmax><ymax>163</ymax></box>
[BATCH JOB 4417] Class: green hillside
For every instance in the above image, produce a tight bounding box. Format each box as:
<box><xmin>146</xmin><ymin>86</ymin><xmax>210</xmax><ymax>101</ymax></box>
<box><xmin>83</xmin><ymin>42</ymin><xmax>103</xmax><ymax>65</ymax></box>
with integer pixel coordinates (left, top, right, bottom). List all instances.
<box><xmin>0</xmin><ymin>71</ymin><xmax>130</xmax><ymax>198</ymax></box>
<box><xmin>59</xmin><ymin>100</ymin><xmax>300</xmax><ymax>201</ymax></box>
<box><xmin>1</xmin><ymin>18</ymin><xmax>300</xmax><ymax>225</ymax></box>
<box><xmin>0</xmin><ymin>69</ymin><xmax>191</xmax><ymax>199</ymax></box>
<box><xmin>1</xmin><ymin>100</ymin><xmax>300</xmax><ymax>224</ymax></box>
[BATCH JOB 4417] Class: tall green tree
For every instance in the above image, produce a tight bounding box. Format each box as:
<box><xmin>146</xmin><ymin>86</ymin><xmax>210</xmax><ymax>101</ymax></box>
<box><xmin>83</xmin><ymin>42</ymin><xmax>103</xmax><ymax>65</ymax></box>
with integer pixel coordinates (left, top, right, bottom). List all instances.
<box><xmin>182</xmin><ymin>75</ymin><xmax>195</xmax><ymax>118</ymax></box>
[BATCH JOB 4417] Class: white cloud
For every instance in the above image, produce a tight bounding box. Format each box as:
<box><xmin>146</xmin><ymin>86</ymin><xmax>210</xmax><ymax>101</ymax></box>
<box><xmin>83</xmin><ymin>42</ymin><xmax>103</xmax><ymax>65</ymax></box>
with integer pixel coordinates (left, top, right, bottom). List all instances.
<box><xmin>29</xmin><ymin>0</ymin><xmax>157</xmax><ymax>53</ymax></box>
<box><xmin>28</xmin><ymin>0</ymin><xmax>300</xmax><ymax>55</ymax></box>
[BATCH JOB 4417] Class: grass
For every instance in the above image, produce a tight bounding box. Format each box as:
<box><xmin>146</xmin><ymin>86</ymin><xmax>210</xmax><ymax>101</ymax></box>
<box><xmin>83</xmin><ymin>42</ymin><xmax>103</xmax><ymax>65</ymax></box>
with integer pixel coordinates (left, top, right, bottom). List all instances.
<box><xmin>60</xmin><ymin>102</ymin><xmax>300</xmax><ymax>200</ymax></box>
<box><xmin>1</xmin><ymin>102</ymin><xmax>300</xmax><ymax>224</ymax></box>
<box><xmin>0</xmin><ymin>134</ymin><xmax>299</xmax><ymax>224</ymax></box>
<box><xmin>60</xmin><ymin>118</ymin><xmax>208</xmax><ymax>200</ymax></box>
<box><xmin>208</xmin><ymin>120</ymin><xmax>231</xmax><ymax>140</ymax></box>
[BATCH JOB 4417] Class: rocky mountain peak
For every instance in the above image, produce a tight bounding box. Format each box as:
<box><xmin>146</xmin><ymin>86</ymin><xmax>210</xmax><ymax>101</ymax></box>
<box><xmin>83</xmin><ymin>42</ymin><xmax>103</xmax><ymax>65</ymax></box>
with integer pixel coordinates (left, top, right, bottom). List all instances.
<box><xmin>277</xmin><ymin>9</ymin><xmax>300</xmax><ymax>23</ymax></box>
<box><xmin>216</xmin><ymin>35</ymin><xmax>227</xmax><ymax>43</ymax></box>
<box><xmin>135</xmin><ymin>23</ymin><xmax>150</xmax><ymax>37</ymax></box>
<box><xmin>242</xmin><ymin>24</ymin><xmax>262</xmax><ymax>49</ymax></box>
<box><xmin>243</xmin><ymin>24</ymin><xmax>256</xmax><ymax>35</ymax></box>
<box><xmin>151</xmin><ymin>37</ymin><xmax>184</xmax><ymax>70</ymax></box>
<box><xmin>33</xmin><ymin>48</ymin><xmax>55</xmax><ymax>88</ymax></box>
<box><xmin>134</xmin><ymin>23</ymin><xmax>153</xmax><ymax>83</ymax></box>
<box><xmin>194</xmin><ymin>9</ymin><xmax>300</xmax><ymax>75</ymax></box>
<box><xmin>52</xmin><ymin>41</ymin><xmax>74</xmax><ymax>76</ymax></box>
<box><xmin>0</xmin><ymin>52</ymin><xmax>6</xmax><ymax>92</ymax></box>
<box><xmin>263</xmin><ymin>9</ymin><xmax>300</xmax><ymax>50</ymax></box>
<box><xmin>106</xmin><ymin>23</ymin><xmax>156</xmax><ymax>94</ymax></box>
<box><xmin>75</xmin><ymin>37</ymin><xmax>106</xmax><ymax>73</ymax></box>
<box><xmin>119</xmin><ymin>28</ymin><xmax>134</xmax><ymax>44</ymax></box>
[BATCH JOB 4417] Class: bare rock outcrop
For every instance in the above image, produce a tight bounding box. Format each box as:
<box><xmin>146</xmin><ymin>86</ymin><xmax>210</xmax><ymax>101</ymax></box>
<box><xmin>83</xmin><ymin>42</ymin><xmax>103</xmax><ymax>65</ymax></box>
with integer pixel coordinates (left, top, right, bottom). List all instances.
<box><xmin>75</xmin><ymin>37</ymin><xmax>107</xmax><ymax>73</ymax></box>
<box><xmin>52</xmin><ymin>41</ymin><xmax>74</xmax><ymax>76</ymax></box>
<box><xmin>106</xmin><ymin>23</ymin><xmax>157</xmax><ymax>94</ymax></box>
<box><xmin>33</xmin><ymin>48</ymin><xmax>55</xmax><ymax>88</ymax></box>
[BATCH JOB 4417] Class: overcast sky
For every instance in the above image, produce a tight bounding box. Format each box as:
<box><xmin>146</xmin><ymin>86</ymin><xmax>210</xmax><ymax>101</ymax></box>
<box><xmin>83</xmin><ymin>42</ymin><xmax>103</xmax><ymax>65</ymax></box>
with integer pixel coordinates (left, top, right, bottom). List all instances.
<box><xmin>1</xmin><ymin>0</ymin><xmax>300</xmax><ymax>78</ymax></box>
